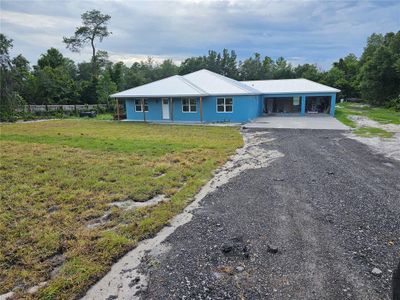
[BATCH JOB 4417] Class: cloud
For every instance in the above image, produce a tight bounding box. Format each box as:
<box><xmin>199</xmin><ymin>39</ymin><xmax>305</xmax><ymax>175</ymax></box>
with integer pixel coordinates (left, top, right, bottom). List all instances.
<box><xmin>1</xmin><ymin>10</ymin><xmax>75</xmax><ymax>29</ymax></box>
<box><xmin>1</xmin><ymin>0</ymin><xmax>399</xmax><ymax>69</ymax></box>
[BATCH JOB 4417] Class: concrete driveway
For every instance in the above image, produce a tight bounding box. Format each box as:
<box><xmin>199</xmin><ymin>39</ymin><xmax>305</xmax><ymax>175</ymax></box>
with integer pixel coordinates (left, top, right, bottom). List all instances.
<box><xmin>244</xmin><ymin>115</ymin><xmax>349</xmax><ymax>130</ymax></box>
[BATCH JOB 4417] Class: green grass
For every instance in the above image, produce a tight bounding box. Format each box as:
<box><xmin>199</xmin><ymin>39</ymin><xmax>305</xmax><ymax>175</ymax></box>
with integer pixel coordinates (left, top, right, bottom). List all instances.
<box><xmin>354</xmin><ymin>127</ymin><xmax>395</xmax><ymax>138</ymax></box>
<box><xmin>334</xmin><ymin>109</ymin><xmax>357</xmax><ymax>128</ymax></box>
<box><xmin>95</xmin><ymin>113</ymin><xmax>113</xmax><ymax>120</ymax></box>
<box><xmin>0</xmin><ymin>120</ymin><xmax>242</xmax><ymax>299</ymax></box>
<box><xmin>335</xmin><ymin>102</ymin><xmax>399</xmax><ymax>137</ymax></box>
<box><xmin>336</xmin><ymin>102</ymin><xmax>400</xmax><ymax>125</ymax></box>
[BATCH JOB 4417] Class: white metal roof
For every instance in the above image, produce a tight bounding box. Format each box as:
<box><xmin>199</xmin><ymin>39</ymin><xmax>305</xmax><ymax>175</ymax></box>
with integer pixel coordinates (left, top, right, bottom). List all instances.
<box><xmin>110</xmin><ymin>75</ymin><xmax>207</xmax><ymax>98</ymax></box>
<box><xmin>183</xmin><ymin>69</ymin><xmax>260</xmax><ymax>95</ymax></box>
<box><xmin>242</xmin><ymin>78</ymin><xmax>340</xmax><ymax>94</ymax></box>
<box><xmin>111</xmin><ymin>70</ymin><xmax>340</xmax><ymax>98</ymax></box>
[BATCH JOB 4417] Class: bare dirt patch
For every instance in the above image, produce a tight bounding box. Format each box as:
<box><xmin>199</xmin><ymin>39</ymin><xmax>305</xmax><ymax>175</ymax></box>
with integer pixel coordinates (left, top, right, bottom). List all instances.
<box><xmin>346</xmin><ymin>115</ymin><xmax>400</xmax><ymax>161</ymax></box>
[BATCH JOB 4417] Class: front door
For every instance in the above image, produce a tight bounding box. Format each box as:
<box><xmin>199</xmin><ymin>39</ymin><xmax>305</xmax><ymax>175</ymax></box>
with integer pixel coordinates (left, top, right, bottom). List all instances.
<box><xmin>162</xmin><ymin>98</ymin><xmax>170</xmax><ymax>119</ymax></box>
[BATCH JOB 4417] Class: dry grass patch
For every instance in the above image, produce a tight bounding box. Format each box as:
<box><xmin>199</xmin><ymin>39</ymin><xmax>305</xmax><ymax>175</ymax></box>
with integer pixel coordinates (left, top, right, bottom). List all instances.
<box><xmin>0</xmin><ymin>120</ymin><xmax>242</xmax><ymax>299</ymax></box>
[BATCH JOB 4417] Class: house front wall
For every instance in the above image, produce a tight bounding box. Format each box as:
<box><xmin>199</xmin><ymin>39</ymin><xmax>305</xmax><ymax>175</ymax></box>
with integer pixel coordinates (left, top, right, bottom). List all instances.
<box><xmin>125</xmin><ymin>95</ymin><xmax>262</xmax><ymax>123</ymax></box>
<box><xmin>124</xmin><ymin>92</ymin><xmax>336</xmax><ymax>122</ymax></box>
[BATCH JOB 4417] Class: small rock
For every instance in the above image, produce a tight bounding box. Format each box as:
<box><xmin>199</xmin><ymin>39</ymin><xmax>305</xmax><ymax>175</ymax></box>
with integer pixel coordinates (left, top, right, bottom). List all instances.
<box><xmin>221</xmin><ymin>244</ymin><xmax>233</xmax><ymax>254</ymax></box>
<box><xmin>273</xmin><ymin>178</ymin><xmax>284</xmax><ymax>181</ymax></box>
<box><xmin>267</xmin><ymin>244</ymin><xmax>279</xmax><ymax>254</ymax></box>
<box><xmin>105</xmin><ymin>296</ymin><xmax>118</xmax><ymax>300</ymax></box>
<box><xmin>236</xmin><ymin>266</ymin><xmax>245</xmax><ymax>272</ymax></box>
<box><xmin>47</xmin><ymin>206</ymin><xmax>59</xmax><ymax>213</ymax></box>
<box><xmin>327</xmin><ymin>171</ymin><xmax>335</xmax><ymax>175</ymax></box>
<box><xmin>371</xmin><ymin>267</ymin><xmax>382</xmax><ymax>276</ymax></box>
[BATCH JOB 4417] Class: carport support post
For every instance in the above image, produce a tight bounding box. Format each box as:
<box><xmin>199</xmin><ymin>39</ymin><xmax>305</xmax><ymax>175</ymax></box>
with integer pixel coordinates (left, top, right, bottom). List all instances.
<box><xmin>330</xmin><ymin>94</ymin><xmax>336</xmax><ymax>116</ymax></box>
<box><xmin>301</xmin><ymin>95</ymin><xmax>306</xmax><ymax>116</ymax></box>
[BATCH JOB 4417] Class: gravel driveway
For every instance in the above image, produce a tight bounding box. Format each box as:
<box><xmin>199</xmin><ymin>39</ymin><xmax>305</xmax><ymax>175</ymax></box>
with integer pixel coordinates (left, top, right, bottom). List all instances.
<box><xmin>141</xmin><ymin>129</ymin><xmax>400</xmax><ymax>300</ymax></box>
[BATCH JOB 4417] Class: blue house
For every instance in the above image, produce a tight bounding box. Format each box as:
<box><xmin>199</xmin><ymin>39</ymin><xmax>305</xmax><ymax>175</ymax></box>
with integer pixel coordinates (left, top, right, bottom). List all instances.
<box><xmin>111</xmin><ymin>69</ymin><xmax>340</xmax><ymax>123</ymax></box>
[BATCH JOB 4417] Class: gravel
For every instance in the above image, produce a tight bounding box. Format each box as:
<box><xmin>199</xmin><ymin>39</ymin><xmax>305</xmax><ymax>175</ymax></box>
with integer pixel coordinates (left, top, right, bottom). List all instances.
<box><xmin>141</xmin><ymin>129</ymin><xmax>399</xmax><ymax>300</ymax></box>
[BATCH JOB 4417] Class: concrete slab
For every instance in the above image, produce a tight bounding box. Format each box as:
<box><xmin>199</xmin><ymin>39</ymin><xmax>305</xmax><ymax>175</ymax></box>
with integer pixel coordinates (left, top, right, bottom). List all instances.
<box><xmin>244</xmin><ymin>115</ymin><xmax>349</xmax><ymax>130</ymax></box>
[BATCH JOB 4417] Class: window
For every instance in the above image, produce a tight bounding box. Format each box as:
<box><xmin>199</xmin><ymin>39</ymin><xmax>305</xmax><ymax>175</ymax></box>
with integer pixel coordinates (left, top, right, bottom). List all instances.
<box><xmin>182</xmin><ymin>98</ymin><xmax>197</xmax><ymax>112</ymax></box>
<box><xmin>217</xmin><ymin>97</ymin><xmax>233</xmax><ymax>112</ymax></box>
<box><xmin>134</xmin><ymin>99</ymin><xmax>148</xmax><ymax>112</ymax></box>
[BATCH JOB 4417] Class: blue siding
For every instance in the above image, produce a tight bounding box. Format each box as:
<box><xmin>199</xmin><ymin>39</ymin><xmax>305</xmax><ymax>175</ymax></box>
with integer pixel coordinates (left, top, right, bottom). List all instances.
<box><xmin>201</xmin><ymin>95</ymin><xmax>260</xmax><ymax>123</ymax></box>
<box><xmin>125</xmin><ymin>95</ymin><xmax>261</xmax><ymax>123</ymax></box>
<box><xmin>124</xmin><ymin>92</ymin><xmax>337</xmax><ymax>122</ymax></box>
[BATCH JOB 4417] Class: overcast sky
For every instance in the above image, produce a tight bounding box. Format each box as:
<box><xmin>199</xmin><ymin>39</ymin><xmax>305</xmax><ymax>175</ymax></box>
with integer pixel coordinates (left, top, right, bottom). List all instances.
<box><xmin>1</xmin><ymin>0</ymin><xmax>399</xmax><ymax>70</ymax></box>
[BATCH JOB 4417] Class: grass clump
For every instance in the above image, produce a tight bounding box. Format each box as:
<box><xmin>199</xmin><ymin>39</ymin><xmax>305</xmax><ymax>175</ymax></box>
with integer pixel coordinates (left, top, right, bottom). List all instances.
<box><xmin>354</xmin><ymin>127</ymin><xmax>394</xmax><ymax>138</ymax></box>
<box><xmin>0</xmin><ymin>120</ymin><xmax>242</xmax><ymax>299</ymax></box>
<box><xmin>336</xmin><ymin>102</ymin><xmax>400</xmax><ymax>125</ymax></box>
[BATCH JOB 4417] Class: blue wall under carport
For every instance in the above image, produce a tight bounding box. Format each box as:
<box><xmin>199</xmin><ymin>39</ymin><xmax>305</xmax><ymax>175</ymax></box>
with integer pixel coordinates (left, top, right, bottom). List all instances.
<box><xmin>261</xmin><ymin>92</ymin><xmax>336</xmax><ymax>116</ymax></box>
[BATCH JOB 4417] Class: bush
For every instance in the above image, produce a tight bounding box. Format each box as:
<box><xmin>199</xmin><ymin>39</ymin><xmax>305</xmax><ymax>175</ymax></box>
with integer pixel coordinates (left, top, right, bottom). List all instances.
<box><xmin>387</xmin><ymin>95</ymin><xmax>400</xmax><ymax>111</ymax></box>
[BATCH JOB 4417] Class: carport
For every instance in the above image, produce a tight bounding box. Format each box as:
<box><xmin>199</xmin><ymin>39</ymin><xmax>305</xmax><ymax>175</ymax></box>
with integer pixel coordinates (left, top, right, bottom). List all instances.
<box><xmin>242</xmin><ymin>79</ymin><xmax>340</xmax><ymax>117</ymax></box>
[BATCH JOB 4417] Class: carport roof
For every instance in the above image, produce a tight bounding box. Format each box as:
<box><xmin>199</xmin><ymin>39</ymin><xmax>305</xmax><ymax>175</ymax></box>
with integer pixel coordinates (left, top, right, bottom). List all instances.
<box><xmin>242</xmin><ymin>78</ymin><xmax>341</xmax><ymax>94</ymax></box>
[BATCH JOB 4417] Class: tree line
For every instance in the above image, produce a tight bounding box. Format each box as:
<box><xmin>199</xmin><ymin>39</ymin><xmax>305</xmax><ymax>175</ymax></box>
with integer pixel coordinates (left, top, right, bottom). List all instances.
<box><xmin>1</xmin><ymin>9</ymin><xmax>399</xmax><ymax>122</ymax></box>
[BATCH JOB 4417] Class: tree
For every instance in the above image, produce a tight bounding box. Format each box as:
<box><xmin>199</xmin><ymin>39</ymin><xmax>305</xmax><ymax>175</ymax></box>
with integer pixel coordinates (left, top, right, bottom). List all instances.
<box><xmin>156</xmin><ymin>59</ymin><xmax>179</xmax><ymax>80</ymax></box>
<box><xmin>96</xmin><ymin>71</ymin><xmax>117</xmax><ymax>106</ymax></box>
<box><xmin>0</xmin><ymin>34</ymin><xmax>27</xmax><ymax>121</ymax></box>
<box><xmin>359</xmin><ymin>31</ymin><xmax>400</xmax><ymax>105</ymax></box>
<box><xmin>262</xmin><ymin>56</ymin><xmax>274</xmax><ymax>79</ymax></box>
<box><xmin>272</xmin><ymin>57</ymin><xmax>294</xmax><ymax>79</ymax></box>
<box><xmin>179</xmin><ymin>56</ymin><xmax>206</xmax><ymax>75</ymax></box>
<box><xmin>63</xmin><ymin>9</ymin><xmax>111</xmax><ymax>78</ymax></box>
<box><xmin>220</xmin><ymin>49</ymin><xmax>239</xmax><ymax>79</ymax></box>
<box><xmin>294</xmin><ymin>63</ymin><xmax>321</xmax><ymax>82</ymax></box>
<box><xmin>37</xmin><ymin>48</ymin><xmax>65</xmax><ymax>69</ymax></box>
<box><xmin>239</xmin><ymin>53</ymin><xmax>264</xmax><ymax>80</ymax></box>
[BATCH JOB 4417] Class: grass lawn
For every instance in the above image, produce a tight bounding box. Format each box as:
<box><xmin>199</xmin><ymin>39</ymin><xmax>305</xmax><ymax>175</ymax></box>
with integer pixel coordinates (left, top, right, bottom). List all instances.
<box><xmin>0</xmin><ymin>120</ymin><xmax>242</xmax><ymax>299</ymax></box>
<box><xmin>335</xmin><ymin>102</ymin><xmax>400</xmax><ymax>137</ymax></box>
<box><xmin>353</xmin><ymin>127</ymin><xmax>395</xmax><ymax>138</ymax></box>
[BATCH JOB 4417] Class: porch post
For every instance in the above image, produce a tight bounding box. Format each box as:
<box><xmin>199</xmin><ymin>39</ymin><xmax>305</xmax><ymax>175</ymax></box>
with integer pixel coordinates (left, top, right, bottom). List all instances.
<box><xmin>170</xmin><ymin>97</ymin><xmax>173</xmax><ymax>121</ymax></box>
<box><xmin>301</xmin><ymin>95</ymin><xmax>306</xmax><ymax>116</ymax></box>
<box><xmin>330</xmin><ymin>94</ymin><xmax>336</xmax><ymax>116</ymax></box>
<box><xmin>199</xmin><ymin>96</ymin><xmax>203</xmax><ymax>123</ymax></box>
<box><xmin>141</xmin><ymin>98</ymin><xmax>146</xmax><ymax>122</ymax></box>
<box><xmin>116</xmin><ymin>99</ymin><xmax>120</xmax><ymax>120</ymax></box>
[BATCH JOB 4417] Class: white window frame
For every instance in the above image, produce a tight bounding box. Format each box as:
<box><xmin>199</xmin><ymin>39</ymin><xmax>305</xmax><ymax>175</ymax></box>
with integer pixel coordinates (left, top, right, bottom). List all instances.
<box><xmin>181</xmin><ymin>98</ymin><xmax>197</xmax><ymax>113</ymax></box>
<box><xmin>216</xmin><ymin>97</ymin><xmax>233</xmax><ymax>113</ymax></box>
<box><xmin>134</xmin><ymin>99</ymin><xmax>148</xmax><ymax>112</ymax></box>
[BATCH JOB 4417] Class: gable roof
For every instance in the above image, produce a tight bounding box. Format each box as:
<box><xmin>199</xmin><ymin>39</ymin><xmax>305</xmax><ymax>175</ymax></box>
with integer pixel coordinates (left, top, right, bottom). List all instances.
<box><xmin>111</xmin><ymin>69</ymin><xmax>260</xmax><ymax>98</ymax></box>
<box><xmin>111</xmin><ymin>69</ymin><xmax>340</xmax><ymax>98</ymax></box>
<box><xmin>241</xmin><ymin>78</ymin><xmax>340</xmax><ymax>94</ymax></box>
<box><xmin>183</xmin><ymin>69</ymin><xmax>260</xmax><ymax>95</ymax></box>
<box><xmin>110</xmin><ymin>75</ymin><xmax>207</xmax><ymax>98</ymax></box>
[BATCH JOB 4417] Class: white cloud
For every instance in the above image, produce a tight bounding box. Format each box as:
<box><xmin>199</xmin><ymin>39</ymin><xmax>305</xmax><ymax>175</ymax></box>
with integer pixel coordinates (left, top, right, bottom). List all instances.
<box><xmin>1</xmin><ymin>10</ymin><xmax>75</xmax><ymax>29</ymax></box>
<box><xmin>1</xmin><ymin>0</ymin><xmax>399</xmax><ymax>69</ymax></box>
